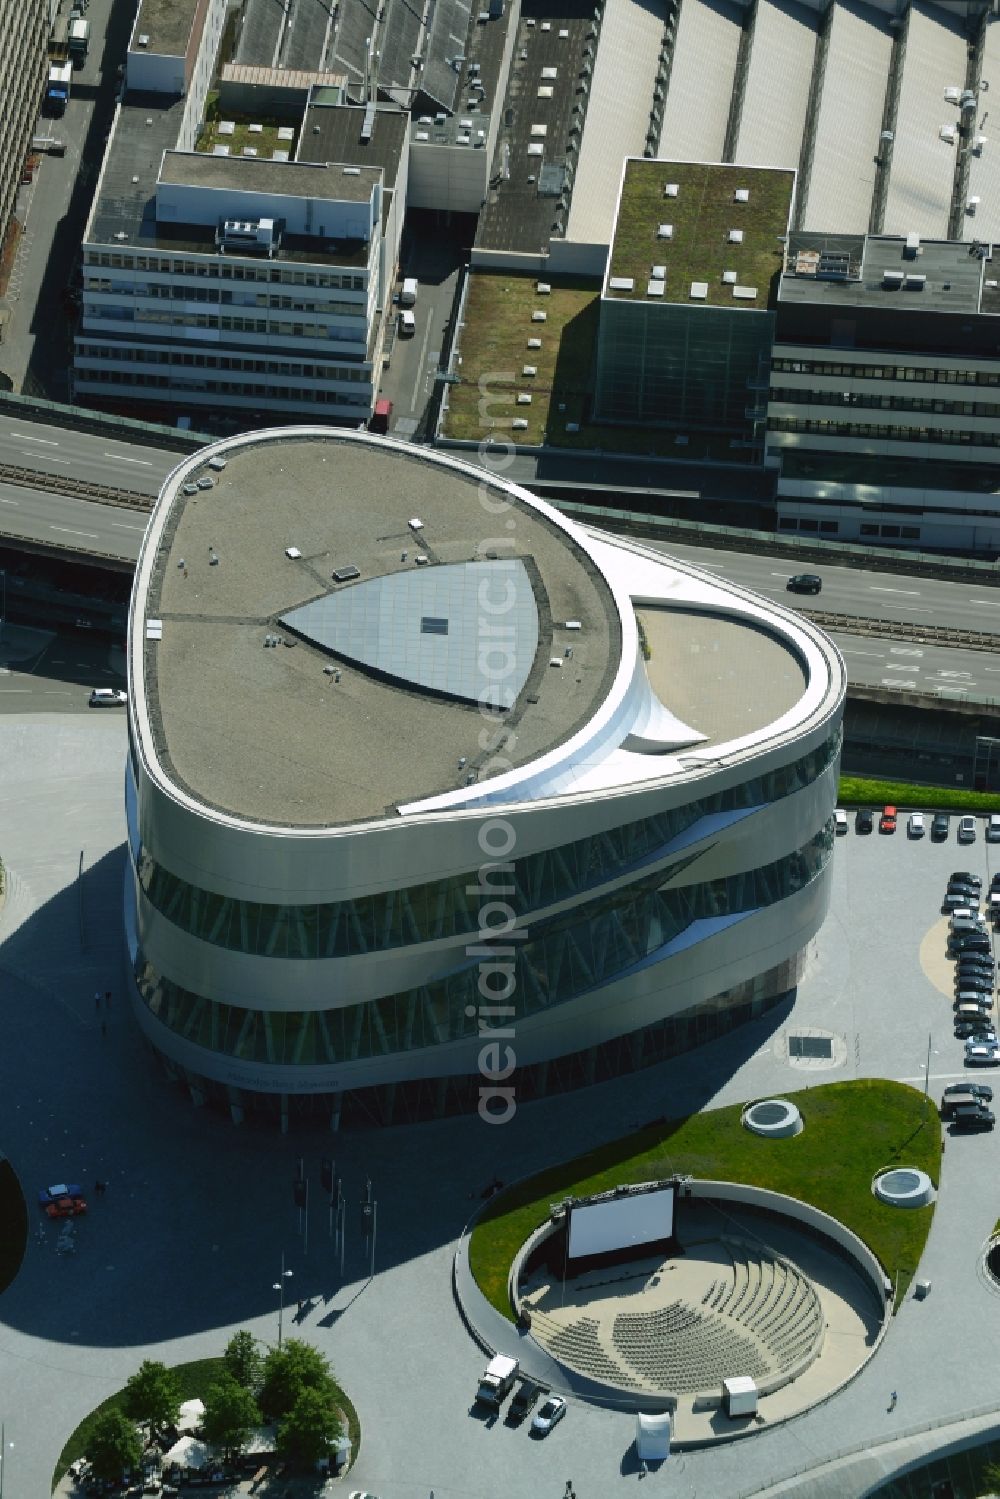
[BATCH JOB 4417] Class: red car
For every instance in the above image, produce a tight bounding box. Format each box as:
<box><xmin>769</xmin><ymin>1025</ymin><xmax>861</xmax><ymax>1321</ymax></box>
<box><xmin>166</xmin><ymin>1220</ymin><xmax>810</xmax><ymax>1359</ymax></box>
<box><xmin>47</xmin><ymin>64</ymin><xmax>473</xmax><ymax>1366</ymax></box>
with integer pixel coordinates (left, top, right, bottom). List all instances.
<box><xmin>45</xmin><ymin>1194</ymin><xmax>87</xmax><ymax>1219</ymax></box>
<box><xmin>879</xmin><ymin>804</ymin><xmax>897</xmax><ymax>834</ymax></box>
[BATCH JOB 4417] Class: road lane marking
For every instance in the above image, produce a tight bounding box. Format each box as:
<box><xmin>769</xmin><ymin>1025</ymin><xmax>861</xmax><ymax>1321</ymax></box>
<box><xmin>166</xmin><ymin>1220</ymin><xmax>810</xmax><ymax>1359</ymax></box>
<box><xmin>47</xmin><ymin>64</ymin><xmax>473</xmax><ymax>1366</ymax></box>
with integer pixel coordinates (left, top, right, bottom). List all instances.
<box><xmin>104</xmin><ymin>453</ymin><xmax>153</xmax><ymax>466</ymax></box>
<box><xmin>869</xmin><ymin>586</ymin><xmax>921</xmax><ymax>595</ymax></box>
<box><xmin>881</xmin><ymin>678</ymin><xmax>916</xmax><ymax>688</ymax></box>
<box><xmin>111</xmin><ymin>522</ymin><xmax>146</xmax><ymax>531</ymax></box>
<box><xmin>969</xmin><ymin>598</ymin><xmax>1000</xmax><ymax>607</ymax></box>
<box><xmin>9</xmin><ymin>432</ymin><xmax>58</xmax><ymax>445</ymax></box>
<box><xmin>49</xmin><ymin>526</ymin><xmax>98</xmax><ymax>538</ymax></box>
<box><xmin>0</xmin><ymin>498</ymin><xmax>19</xmax><ymax>505</ymax></box>
<box><xmin>889</xmin><ymin>647</ymin><xmax>924</xmax><ymax>656</ymax></box>
<box><xmin>21</xmin><ymin>450</ymin><xmax>72</xmax><ymax>463</ymax></box>
<box><xmin>841</xmin><ymin>649</ymin><xmax>884</xmax><ymax>657</ymax></box>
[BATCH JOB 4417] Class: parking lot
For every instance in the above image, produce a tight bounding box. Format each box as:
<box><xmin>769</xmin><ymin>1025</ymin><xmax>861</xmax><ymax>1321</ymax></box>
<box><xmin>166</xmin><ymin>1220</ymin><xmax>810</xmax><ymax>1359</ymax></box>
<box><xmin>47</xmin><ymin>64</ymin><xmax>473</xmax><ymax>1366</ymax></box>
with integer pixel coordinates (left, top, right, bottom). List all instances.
<box><xmin>5</xmin><ymin>707</ymin><xmax>1000</xmax><ymax>1497</ymax></box>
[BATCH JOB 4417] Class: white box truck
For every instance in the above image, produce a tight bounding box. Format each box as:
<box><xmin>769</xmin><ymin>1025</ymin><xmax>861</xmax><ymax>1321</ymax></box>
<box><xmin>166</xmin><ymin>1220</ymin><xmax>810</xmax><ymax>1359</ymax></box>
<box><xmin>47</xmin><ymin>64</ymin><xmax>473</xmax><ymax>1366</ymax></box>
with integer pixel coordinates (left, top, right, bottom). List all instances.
<box><xmin>400</xmin><ymin>277</ymin><xmax>418</xmax><ymax>306</ymax></box>
<box><xmin>69</xmin><ymin>17</ymin><xmax>91</xmax><ymax>60</ymax></box>
<box><xmin>475</xmin><ymin>1354</ymin><xmax>518</xmax><ymax>1408</ymax></box>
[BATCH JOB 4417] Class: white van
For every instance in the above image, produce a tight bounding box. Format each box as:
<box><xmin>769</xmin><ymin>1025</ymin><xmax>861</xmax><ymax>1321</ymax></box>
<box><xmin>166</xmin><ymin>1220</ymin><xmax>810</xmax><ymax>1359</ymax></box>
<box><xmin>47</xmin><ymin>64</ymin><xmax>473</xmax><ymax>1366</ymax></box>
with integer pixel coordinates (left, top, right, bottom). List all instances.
<box><xmin>400</xmin><ymin>277</ymin><xmax>418</xmax><ymax>306</ymax></box>
<box><xmin>398</xmin><ymin>309</ymin><xmax>415</xmax><ymax>336</ymax></box>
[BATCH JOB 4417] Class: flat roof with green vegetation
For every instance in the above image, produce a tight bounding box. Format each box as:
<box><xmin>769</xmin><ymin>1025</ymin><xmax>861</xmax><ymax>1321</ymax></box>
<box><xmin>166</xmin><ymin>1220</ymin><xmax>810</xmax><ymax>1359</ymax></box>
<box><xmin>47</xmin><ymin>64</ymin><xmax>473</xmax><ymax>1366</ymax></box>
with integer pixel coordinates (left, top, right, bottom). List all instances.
<box><xmin>470</xmin><ymin>1080</ymin><xmax>939</xmax><ymax>1320</ymax></box>
<box><xmin>607</xmin><ymin>159</ymin><xmax>795</xmax><ymax>310</ymax></box>
<box><xmin>839</xmin><ymin>777</ymin><xmax>1000</xmax><ymax>813</ymax></box>
<box><xmin>443</xmin><ymin>272</ymin><xmax>756</xmax><ymax>460</ymax></box>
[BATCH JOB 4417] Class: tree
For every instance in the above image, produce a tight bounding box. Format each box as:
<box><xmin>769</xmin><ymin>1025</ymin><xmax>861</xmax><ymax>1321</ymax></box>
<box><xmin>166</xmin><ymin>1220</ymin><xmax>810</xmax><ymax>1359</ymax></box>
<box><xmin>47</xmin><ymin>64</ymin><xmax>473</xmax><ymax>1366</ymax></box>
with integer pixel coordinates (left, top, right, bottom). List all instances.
<box><xmin>201</xmin><ymin>1373</ymin><xmax>261</xmax><ymax>1461</ymax></box>
<box><xmin>276</xmin><ymin>1385</ymin><xmax>343</xmax><ymax>1468</ymax></box>
<box><xmin>260</xmin><ymin>1339</ymin><xmax>335</xmax><ymax>1420</ymax></box>
<box><xmin>86</xmin><ymin>1408</ymin><xmax>143</xmax><ymax>1482</ymax></box>
<box><xmin>223</xmin><ymin>1330</ymin><xmax>262</xmax><ymax>1392</ymax></box>
<box><xmin>122</xmin><ymin>1359</ymin><xmax>181</xmax><ymax>1435</ymax></box>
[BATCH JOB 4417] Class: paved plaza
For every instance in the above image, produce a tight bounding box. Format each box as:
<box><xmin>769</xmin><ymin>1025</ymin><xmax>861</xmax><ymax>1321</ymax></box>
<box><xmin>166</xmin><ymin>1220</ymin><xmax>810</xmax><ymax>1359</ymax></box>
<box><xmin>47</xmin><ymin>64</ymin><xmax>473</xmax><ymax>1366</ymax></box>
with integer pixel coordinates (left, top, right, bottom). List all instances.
<box><xmin>2</xmin><ymin>711</ymin><xmax>1000</xmax><ymax>1497</ymax></box>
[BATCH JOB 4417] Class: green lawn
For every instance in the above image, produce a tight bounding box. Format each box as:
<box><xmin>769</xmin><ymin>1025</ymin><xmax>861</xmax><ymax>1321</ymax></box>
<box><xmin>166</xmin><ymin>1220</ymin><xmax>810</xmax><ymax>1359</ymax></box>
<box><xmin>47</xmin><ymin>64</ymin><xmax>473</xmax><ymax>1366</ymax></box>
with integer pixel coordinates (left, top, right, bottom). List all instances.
<box><xmin>53</xmin><ymin>1354</ymin><xmax>361</xmax><ymax>1490</ymax></box>
<box><xmin>0</xmin><ymin>1158</ymin><xmax>27</xmax><ymax>1296</ymax></box>
<box><xmin>444</xmin><ymin>271</ymin><xmax>756</xmax><ymax>459</ymax></box>
<box><xmin>470</xmin><ymin>1080</ymin><xmax>939</xmax><ymax>1321</ymax></box>
<box><xmin>839</xmin><ymin>777</ymin><xmax>1000</xmax><ymax>813</ymax></box>
<box><xmin>608</xmin><ymin>160</ymin><xmax>793</xmax><ymax>310</ymax></box>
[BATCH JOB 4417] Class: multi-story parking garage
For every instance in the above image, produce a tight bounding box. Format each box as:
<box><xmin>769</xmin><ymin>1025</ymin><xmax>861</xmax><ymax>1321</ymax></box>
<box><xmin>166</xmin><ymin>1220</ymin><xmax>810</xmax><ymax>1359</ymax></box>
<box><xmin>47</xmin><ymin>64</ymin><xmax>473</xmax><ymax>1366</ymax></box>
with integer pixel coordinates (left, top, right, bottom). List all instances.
<box><xmin>124</xmin><ymin>430</ymin><xmax>845</xmax><ymax>1127</ymax></box>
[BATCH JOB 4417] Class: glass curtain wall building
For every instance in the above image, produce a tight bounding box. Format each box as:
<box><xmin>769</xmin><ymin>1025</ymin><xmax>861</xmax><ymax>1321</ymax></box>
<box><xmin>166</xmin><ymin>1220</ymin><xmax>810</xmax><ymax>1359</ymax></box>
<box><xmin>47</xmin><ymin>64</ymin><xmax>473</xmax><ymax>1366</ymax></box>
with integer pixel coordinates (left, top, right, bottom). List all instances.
<box><xmin>124</xmin><ymin>428</ymin><xmax>845</xmax><ymax>1128</ymax></box>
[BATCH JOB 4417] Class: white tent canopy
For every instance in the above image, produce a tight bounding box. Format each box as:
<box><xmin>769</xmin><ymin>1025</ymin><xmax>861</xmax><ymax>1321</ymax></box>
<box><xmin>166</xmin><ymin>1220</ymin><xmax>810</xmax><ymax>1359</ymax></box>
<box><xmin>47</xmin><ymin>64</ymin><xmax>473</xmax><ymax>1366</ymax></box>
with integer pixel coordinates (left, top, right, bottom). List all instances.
<box><xmin>636</xmin><ymin>1411</ymin><xmax>671</xmax><ymax>1461</ymax></box>
<box><xmin>177</xmin><ymin>1399</ymin><xmax>205</xmax><ymax>1433</ymax></box>
<box><xmin>163</xmin><ymin>1435</ymin><xmax>211</xmax><ymax>1470</ymax></box>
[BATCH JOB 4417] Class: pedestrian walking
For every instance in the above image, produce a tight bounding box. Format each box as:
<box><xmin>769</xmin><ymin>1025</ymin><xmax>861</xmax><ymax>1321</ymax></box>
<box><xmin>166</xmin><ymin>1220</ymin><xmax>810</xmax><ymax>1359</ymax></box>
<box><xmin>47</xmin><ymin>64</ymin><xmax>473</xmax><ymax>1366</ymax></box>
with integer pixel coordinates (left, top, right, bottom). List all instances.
<box><xmin>889</xmin><ymin>1390</ymin><xmax>897</xmax><ymax>1411</ymax></box>
<box><xmin>94</xmin><ymin>991</ymin><xmax>101</xmax><ymax>1011</ymax></box>
<box><xmin>104</xmin><ymin>990</ymin><xmax>111</xmax><ymax>1008</ymax></box>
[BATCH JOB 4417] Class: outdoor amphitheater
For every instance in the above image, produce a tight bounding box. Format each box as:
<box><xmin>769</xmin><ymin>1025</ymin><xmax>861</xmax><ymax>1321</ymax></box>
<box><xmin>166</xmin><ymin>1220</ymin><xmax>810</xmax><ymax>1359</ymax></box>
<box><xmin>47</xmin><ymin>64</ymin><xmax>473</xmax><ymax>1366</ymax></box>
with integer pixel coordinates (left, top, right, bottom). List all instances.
<box><xmin>514</xmin><ymin>1189</ymin><xmax>888</xmax><ymax>1439</ymax></box>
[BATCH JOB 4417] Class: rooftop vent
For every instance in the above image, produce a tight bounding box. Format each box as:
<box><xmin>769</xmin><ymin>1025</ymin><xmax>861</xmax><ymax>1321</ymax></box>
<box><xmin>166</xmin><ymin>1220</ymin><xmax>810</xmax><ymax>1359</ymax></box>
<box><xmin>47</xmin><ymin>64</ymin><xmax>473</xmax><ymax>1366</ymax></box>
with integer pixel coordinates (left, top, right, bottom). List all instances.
<box><xmin>904</xmin><ymin>273</ymin><xmax>926</xmax><ymax>289</ymax></box>
<box><xmin>689</xmin><ymin>281</ymin><xmax>708</xmax><ymax>300</ymax></box>
<box><xmin>332</xmin><ymin>564</ymin><xmax>361</xmax><ymax>582</ymax></box>
<box><xmin>408</xmin><ymin>517</ymin><xmax>424</xmax><ymax>530</ymax></box>
<box><xmin>882</xmin><ymin>269</ymin><xmax>904</xmax><ymax>288</ymax></box>
<box><xmin>342</xmin><ymin>166</ymin><xmax>361</xmax><ymax>176</ymax></box>
<box><xmin>945</xmin><ymin>84</ymin><xmax>962</xmax><ymax>103</ymax></box>
<box><xmin>657</xmin><ymin>223</ymin><xmax>672</xmax><ymax>239</ymax></box>
<box><xmin>608</xmin><ymin>276</ymin><xmax>634</xmax><ymax>291</ymax></box>
<box><xmin>728</xmin><ymin>228</ymin><xmax>744</xmax><ymax>244</ymax></box>
<box><xmin>722</xmin><ymin>269</ymin><xmax>737</xmax><ymax>284</ymax></box>
<box><xmin>663</xmin><ymin>182</ymin><xmax>678</xmax><ymax>197</ymax></box>
<box><xmin>734</xmin><ymin>187</ymin><xmax>749</xmax><ymax>203</ymax></box>
<box><xmin>285</xmin><ymin>546</ymin><xmax>303</xmax><ymax>559</ymax></box>
<box><xmin>137</xmin><ymin>33</ymin><xmax>149</xmax><ymax>46</ymax></box>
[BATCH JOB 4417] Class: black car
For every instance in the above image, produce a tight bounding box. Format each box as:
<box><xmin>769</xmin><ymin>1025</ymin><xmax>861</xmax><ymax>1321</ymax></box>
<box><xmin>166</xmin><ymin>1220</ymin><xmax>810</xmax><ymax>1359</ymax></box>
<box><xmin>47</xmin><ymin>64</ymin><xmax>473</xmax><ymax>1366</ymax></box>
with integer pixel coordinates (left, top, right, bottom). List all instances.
<box><xmin>951</xmin><ymin>1104</ymin><xmax>996</xmax><ymax>1132</ymax></box>
<box><xmin>787</xmin><ymin>573</ymin><xmax>822</xmax><ymax>594</ymax></box>
<box><xmin>951</xmin><ymin>871</ymin><xmax>983</xmax><ymax>889</ymax></box>
<box><xmin>506</xmin><ymin>1379</ymin><xmax>544</xmax><ymax>1424</ymax></box>
<box><xmin>855</xmin><ymin>809</ymin><xmax>874</xmax><ymax>834</ymax></box>
<box><xmin>956</xmin><ymin>966</ymin><xmax>995</xmax><ymax>984</ymax></box>
<box><xmin>950</xmin><ymin>935</ymin><xmax>992</xmax><ymax>953</ymax></box>
<box><xmin>932</xmin><ymin>813</ymin><xmax>951</xmax><ymax>841</ymax></box>
<box><xmin>954</xmin><ymin>1022</ymin><xmax>997</xmax><ymax>1040</ymax></box>
<box><xmin>943</xmin><ymin>1081</ymin><xmax>993</xmax><ymax>1103</ymax></box>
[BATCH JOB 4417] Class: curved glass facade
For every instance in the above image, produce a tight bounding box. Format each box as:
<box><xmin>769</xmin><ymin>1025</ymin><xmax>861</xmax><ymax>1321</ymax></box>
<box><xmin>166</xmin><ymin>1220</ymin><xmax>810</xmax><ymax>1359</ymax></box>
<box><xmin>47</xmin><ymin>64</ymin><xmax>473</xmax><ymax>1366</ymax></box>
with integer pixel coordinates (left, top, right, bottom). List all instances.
<box><xmin>134</xmin><ymin>727</ymin><xmax>841</xmax><ymax>960</ymax></box>
<box><xmin>132</xmin><ymin>824</ymin><xmax>833</xmax><ymax>1066</ymax></box>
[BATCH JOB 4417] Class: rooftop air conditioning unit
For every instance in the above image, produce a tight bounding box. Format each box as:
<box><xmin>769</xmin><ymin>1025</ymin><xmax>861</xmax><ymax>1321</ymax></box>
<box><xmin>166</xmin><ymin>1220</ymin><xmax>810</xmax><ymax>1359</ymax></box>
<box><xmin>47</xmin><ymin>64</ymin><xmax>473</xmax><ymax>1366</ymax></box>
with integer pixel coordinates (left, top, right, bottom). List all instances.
<box><xmin>137</xmin><ymin>33</ymin><xmax>149</xmax><ymax>46</ymax></box>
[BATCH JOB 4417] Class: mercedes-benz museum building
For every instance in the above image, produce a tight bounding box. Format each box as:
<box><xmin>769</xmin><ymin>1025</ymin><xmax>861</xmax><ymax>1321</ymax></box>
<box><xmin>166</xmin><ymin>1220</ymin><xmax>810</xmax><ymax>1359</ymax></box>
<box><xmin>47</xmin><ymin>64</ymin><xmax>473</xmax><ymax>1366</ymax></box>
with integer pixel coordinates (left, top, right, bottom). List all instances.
<box><xmin>124</xmin><ymin>428</ymin><xmax>845</xmax><ymax>1127</ymax></box>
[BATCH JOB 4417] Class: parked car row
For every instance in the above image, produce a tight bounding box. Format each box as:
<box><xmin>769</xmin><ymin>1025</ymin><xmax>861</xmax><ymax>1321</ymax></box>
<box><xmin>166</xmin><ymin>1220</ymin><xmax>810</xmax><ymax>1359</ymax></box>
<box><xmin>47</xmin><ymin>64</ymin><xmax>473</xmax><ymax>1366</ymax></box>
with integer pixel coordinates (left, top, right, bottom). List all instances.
<box><xmin>844</xmin><ymin>809</ymin><xmax>1000</xmax><ymax>842</ymax></box>
<box><xmin>940</xmin><ymin>1081</ymin><xmax>995</xmax><ymax>1132</ymax></box>
<box><xmin>942</xmin><ymin>873</ymin><xmax>1000</xmax><ymax>1080</ymax></box>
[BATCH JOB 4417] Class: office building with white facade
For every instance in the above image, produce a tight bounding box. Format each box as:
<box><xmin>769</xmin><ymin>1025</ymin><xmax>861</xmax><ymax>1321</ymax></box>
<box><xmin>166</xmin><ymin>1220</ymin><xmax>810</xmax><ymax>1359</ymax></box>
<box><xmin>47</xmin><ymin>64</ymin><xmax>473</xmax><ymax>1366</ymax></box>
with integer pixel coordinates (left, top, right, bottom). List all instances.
<box><xmin>125</xmin><ymin>429</ymin><xmax>845</xmax><ymax>1128</ymax></box>
<box><xmin>74</xmin><ymin>0</ymin><xmax>408</xmax><ymax>423</ymax></box>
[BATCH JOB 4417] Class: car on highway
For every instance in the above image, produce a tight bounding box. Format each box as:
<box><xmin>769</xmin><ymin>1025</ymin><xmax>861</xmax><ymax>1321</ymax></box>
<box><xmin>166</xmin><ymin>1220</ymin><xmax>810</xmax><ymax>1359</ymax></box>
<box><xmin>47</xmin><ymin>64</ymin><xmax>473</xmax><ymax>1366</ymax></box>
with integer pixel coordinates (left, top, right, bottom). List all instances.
<box><xmin>855</xmin><ymin>809</ymin><xmax>874</xmax><ymax>834</ymax></box>
<box><xmin>834</xmin><ymin>809</ymin><xmax>848</xmax><ymax>835</ymax></box>
<box><xmin>966</xmin><ymin>1043</ymin><xmax>1000</xmax><ymax>1066</ymax></box>
<box><xmin>951</xmin><ymin>872</ymin><xmax>982</xmax><ymax>890</ymax></box>
<box><xmin>907</xmin><ymin>812</ymin><xmax>925</xmax><ymax>838</ymax></box>
<box><xmin>879</xmin><ymin>804</ymin><xmax>897</xmax><ymax>834</ymax></box>
<box><xmin>786</xmin><ymin>573</ymin><xmax>822</xmax><ymax>594</ymax></box>
<box><xmin>988</xmin><ymin>815</ymin><xmax>1000</xmax><ymax>844</ymax></box>
<box><xmin>958</xmin><ymin>816</ymin><xmax>978</xmax><ymax>844</ymax></box>
<box><xmin>931</xmin><ymin>813</ymin><xmax>951</xmax><ymax>841</ymax></box>
<box><xmin>944</xmin><ymin>1082</ymin><xmax>993</xmax><ymax>1103</ymax></box>
<box><xmin>89</xmin><ymin>688</ymin><xmax>126</xmax><ymax>708</ymax></box>
<box><xmin>38</xmin><ymin>1183</ymin><xmax>84</xmax><ymax>1208</ymax></box>
<box><xmin>531</xmin><ymin>1394</ymin><xmax>567</xmax><ymax>1435</ymax></box>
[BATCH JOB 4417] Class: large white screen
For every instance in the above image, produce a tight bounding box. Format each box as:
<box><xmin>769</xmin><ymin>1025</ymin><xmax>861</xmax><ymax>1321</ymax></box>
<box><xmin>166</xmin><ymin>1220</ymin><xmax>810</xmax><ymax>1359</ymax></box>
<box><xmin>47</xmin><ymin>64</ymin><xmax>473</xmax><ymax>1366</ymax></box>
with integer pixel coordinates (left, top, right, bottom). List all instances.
<box><xmin>567</xmin><ymin>1187</ymin><xmax>675</xmax><ymax>1259</ymax></box>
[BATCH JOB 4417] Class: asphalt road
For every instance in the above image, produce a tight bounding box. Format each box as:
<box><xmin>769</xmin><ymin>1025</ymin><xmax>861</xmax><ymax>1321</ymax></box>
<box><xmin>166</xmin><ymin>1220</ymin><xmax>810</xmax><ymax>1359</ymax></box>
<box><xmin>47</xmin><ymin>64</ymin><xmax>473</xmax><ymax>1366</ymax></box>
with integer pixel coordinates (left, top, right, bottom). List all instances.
<box><xmin>0</xmin><ymin>411</ymin><xmax>172</xmax><ymax>495</ymax></box>
<box><xmin>0</xmin><ymin>478</ymin><xmax>147</xmax><ymax>559</ymax></box>
<box><xmin>0</xmin><ymin>621</ymin><xmax>125</xmax><ymax>713</ymax></box>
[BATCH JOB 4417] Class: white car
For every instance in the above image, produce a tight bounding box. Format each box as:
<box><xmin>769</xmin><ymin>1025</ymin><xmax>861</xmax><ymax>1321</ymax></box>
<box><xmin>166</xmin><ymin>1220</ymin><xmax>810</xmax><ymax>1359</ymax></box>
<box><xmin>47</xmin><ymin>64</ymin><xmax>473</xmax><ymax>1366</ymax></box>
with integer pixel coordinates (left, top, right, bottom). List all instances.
<box><xmin>958</xmin><ymin>816</ymin><xmax>977</xmax><ymax>844</ymax></box>
<box><xmin>907</xmin><ymin>812</ymin><xmax>925</xmax><ymax>838</ymax></box>
<box><xmin>531</xmin><ymin>1393</ymin><xmax>567</xmax><ymax>1434</ymax></box>
<box><xmin>988</xmin><ymin>814</ymin><xmax>1000</xmax><ymax>843</ymax></box>
<box><xmin>88</xmin><ymin>688</ymin><xmax>127</xmax><ymax>707</ymax></box>
<box><xmin>966</xmin><ymin>1043</ymin><xmax>1000</xmax><ymax>1066</ymax></box>
<box><xmin>834</xmin><ymin>809</ymin><xmax>848</xmax><ymax>835</ymax></box>
<box><xmin>398</xmin><ymin>309</ymin><xmax>415</xmax><ymax>336</ymax></box>
<box><xmin>950</xmin><ymin>908</ymin><xmax>983</xmax><ymax>927</ymax></box>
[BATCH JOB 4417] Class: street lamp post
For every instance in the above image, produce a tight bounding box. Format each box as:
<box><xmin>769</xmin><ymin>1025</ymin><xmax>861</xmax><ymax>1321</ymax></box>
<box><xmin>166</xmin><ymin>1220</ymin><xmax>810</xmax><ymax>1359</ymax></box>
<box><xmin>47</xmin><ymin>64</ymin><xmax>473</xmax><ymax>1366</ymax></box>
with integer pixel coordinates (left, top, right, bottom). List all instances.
<box><xmin>272</xmin><ymin>1253</ymin><xmax>293</xmax><ymax>1347</ymax></box>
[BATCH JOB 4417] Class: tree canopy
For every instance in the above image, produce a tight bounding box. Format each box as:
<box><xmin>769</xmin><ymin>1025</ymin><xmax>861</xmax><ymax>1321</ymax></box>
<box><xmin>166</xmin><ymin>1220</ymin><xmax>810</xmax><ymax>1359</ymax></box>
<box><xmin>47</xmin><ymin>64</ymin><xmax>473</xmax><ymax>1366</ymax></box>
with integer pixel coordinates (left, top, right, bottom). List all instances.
<box><xmin>122</xmin><ymin>1359</ymin><xmax>182</xmax><ymax>1434</ymax></box>
<box><xmin>260</xmin><ymin>1339</ymin><xmax>335</xmax><ymax>1420</ymax></box>
<box><xmin>201</xmin><ymin>1373</ymin><xmax>261</xmax><ymax>1459</ymax></box>
<box><xmin>276</xmin><ymin>1385</ymin><xmax>343</xmax><ymax>1466</ymax></box>
<box><xmin>222</xmin><ymin>1330</ymin><xmax>262</xmax><ymax>1392</ymax></box>
<box><xmin>85</xmin><ymin>1409</ymin><xmax>143</xmax><ymax>1481</ymax></box>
